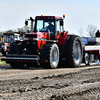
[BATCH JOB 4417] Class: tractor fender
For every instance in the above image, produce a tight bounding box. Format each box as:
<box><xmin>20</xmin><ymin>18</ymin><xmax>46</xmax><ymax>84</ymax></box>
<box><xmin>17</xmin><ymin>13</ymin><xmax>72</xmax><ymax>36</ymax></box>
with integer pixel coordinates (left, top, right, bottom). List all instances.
<box><xmin>58</xmin><ymin>32</ymin><xmax>70</xmax><ymax>45</ymax></box>
<box><xmin>42</xmin><ymin>40</ymin><xmax>59</xmax><ymax>52</ymax></box>
<box><xmin>65</xmin><ymin>34</ymin><xmax>70</xmax><ymax>44</ymax></box>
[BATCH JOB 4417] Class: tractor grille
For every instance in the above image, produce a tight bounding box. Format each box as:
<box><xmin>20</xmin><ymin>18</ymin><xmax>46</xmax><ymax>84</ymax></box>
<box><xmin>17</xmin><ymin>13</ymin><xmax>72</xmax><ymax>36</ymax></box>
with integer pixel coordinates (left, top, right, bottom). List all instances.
<box><xmin>25</xmin><ymin>41</ymin><xmax>37</xmax><ymax>49</ymax></box>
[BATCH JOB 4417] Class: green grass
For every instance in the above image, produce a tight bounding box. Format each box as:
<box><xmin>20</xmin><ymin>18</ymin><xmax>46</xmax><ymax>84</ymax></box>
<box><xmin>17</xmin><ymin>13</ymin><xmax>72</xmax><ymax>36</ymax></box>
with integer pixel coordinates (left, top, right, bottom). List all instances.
<box><xmin>0</xmin><ymin>60</ymin><xmax>7</xmax><ymax>65</ymax></box>
<box><xmin>0</xmin><ymin>60</ymin><xmax>5</xmax><ymax>63</ymax></box>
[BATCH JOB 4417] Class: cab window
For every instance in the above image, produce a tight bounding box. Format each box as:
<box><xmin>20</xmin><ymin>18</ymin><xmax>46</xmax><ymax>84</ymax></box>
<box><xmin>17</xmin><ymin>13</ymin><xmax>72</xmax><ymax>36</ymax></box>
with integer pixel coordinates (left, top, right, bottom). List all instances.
<box><xmin>56</xmin><ymin>20</ymin><xmax>64</xmax><ymax>35</ymax></box>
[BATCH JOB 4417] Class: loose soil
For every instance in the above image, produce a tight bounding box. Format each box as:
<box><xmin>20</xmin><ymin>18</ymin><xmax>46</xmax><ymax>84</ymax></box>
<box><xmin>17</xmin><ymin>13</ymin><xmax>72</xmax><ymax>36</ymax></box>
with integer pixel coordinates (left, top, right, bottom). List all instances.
<box><xmin>0</xmin><ymin>65</ymin><xmax>100</xmax><ymax>100</ymax></box>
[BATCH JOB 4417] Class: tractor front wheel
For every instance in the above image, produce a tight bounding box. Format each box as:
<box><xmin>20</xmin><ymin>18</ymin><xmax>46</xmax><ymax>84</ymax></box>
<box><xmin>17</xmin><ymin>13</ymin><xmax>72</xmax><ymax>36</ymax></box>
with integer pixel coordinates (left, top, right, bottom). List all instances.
<box><xmin>41</xmin><ymin>43</ymin><xmax>59</xmax><ymax>69</ymax></box>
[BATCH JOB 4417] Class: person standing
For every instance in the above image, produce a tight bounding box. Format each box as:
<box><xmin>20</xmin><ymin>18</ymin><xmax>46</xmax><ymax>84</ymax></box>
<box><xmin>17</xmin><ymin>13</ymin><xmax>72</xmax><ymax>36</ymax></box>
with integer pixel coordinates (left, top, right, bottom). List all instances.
<box><xmin>95</xmin><ymin>30</ymin><xmax>100</xmax><ymax>37</ymax></box>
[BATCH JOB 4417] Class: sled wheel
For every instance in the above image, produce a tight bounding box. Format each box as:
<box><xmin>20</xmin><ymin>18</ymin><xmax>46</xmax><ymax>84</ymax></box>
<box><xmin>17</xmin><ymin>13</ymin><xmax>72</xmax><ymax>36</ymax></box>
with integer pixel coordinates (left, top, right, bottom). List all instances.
<box><xmin>83</xmin><ymin>52</ymin><xmax>90</xmax><ymax>65</ymax></box>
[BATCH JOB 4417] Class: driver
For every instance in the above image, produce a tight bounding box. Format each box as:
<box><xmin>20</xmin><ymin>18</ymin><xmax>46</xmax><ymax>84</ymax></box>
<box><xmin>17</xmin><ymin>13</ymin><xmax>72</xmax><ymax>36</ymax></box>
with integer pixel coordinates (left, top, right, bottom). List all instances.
<box><xmin>47</xmin><ymin>22</ymin><xmax>54</xmax><ymax>32</ymax></box>
<box><xmin>10</xmin><ymin>37</ymin><xmax>13</xmax><ymax>42</ymax></box>
<box><xmin>46</xmin><ymin>21</ymin><xmax>55</xmax><ymax>40</ymax></box>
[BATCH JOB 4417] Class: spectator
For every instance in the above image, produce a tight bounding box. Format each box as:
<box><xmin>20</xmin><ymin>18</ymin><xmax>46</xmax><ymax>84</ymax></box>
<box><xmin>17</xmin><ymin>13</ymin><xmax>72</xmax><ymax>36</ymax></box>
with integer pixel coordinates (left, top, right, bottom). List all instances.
<box><xmin>95</xmin><ymin>30</ymin><xmax>100</xmax><ymax>37</ymax></box>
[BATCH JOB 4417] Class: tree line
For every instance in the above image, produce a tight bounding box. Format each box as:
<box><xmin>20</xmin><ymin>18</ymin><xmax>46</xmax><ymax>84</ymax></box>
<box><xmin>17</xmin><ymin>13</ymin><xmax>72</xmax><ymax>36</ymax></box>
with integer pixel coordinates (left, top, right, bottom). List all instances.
<box><xmin>0</xmin><ymin>24</ymin><xmax>98</xmax><ymax>37</ymax></box>
<box><xmin>78</xmin><ymin>24</ymin><xmax>97</xmax><ymax>37</ymax></box>
<box><xmin>0</xmin><ymin>26</ymin><xmax>29</xmax><ymax>37</ymax></box>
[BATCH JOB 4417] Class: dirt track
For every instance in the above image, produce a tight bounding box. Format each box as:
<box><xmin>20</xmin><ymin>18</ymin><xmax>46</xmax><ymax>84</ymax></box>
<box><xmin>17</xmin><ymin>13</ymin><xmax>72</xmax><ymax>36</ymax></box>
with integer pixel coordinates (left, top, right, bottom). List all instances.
<box><xmin>0</xmin><ymin>65</ymin><xmax>100</xmax><ymax>100</ymax></box>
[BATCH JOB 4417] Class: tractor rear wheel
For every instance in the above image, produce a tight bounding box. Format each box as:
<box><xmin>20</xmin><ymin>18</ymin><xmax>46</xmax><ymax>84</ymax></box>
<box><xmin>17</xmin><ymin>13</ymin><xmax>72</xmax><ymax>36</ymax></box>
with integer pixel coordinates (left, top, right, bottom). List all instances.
<box><xmin>41</xmin><ymin>43</ymin><xmax>59</xmax><ymax>69</ymax></box>
<box><xmin>65</xmin><ymin>35</ymin><xmax>83</xmax><ymax>68</ymax></box>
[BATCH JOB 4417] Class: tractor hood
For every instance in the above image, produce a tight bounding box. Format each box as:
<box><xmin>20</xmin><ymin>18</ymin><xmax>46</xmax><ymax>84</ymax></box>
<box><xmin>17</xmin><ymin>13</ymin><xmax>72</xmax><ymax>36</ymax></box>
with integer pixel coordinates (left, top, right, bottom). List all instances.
<box><xmin>25</xmin><ymin>32</ymin><xmax>48</xmax><ymax>40</ymax></box>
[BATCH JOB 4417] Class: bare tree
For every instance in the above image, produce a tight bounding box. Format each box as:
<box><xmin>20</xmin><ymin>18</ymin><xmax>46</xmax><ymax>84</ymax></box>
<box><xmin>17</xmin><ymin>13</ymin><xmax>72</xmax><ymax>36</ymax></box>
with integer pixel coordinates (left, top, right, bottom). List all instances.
<box><xmin>86</xmin><ymin>24</ymin><xmax>97</xmax><ymax>37</ymax></box>
<box><xmin>78</xmin><ymin>27</ymin><xmax>84</xmax><ymax>36</ymax></box>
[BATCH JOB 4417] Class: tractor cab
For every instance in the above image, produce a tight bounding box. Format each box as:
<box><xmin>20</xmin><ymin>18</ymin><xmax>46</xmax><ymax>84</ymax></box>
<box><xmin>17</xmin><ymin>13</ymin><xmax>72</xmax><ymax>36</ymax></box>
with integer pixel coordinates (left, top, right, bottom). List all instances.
<box><xmin>25</xmin><ymin>15</ymin><xmax>64</xmax><ymax>40</ymax></box>
<box><xmin>1</xmin><ymin>33</ymin><xmax>20</xmax><ymax>56</ymax></box>
<box><xmin>34</xmin><ymin>16</ymin><xmax>64</xmax><ymax>40</ymax></box>
<box><xmin>3</xmin><ymin>33</ymin><xmax>14</xmax><ymax>43</ymax></box>
<box><xmin>1</xmin><ymin>33</ymin><xmax>14</xmax><ymax>56</ymax></box>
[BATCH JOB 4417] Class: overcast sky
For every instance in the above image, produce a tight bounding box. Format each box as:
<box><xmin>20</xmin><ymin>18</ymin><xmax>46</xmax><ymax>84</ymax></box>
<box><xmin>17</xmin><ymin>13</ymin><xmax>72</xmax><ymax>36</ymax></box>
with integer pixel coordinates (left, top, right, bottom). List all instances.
<box><xmin>0</xmin><ymin>0</ymin><xmax>100</xmax><ymax>36</ymax></box>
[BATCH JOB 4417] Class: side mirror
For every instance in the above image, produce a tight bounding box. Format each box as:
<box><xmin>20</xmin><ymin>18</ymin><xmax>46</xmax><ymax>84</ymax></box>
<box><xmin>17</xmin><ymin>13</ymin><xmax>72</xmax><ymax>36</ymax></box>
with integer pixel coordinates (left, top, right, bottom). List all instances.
<box><xmin>60</xmin><ymin>20</ymin><xmax>63</xmax><ymax>26</ymax></box>
<box><xmin>30</xmin><ymin>17</ymin><xmax>34</xmax><ymax>22</ymax></box>
<box><xmin>25</xmin><ymin>20</ymin><xmax>28</xmax><ymax>26</ymax></box>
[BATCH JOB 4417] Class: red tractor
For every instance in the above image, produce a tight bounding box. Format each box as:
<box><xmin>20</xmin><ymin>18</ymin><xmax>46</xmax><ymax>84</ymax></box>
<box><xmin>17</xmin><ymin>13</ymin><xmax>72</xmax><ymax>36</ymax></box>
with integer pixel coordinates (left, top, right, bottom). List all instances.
<box><xmin>2</xmin><ymin>15</ymin><xmax>83</xmax><ymax>68</ymax></box>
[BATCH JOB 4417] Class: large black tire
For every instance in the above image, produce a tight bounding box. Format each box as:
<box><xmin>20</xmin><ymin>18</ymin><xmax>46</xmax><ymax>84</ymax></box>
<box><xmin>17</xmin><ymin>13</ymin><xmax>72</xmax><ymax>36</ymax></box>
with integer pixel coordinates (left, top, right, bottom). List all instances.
<box><xmin>65</xmin><ymin>35</ymin><xmax>83</xmax><ymax>68</ymax></box>
<box><xmin>41</xmin><ymin>43</ymin><xmax>59</xmax><ymax>69</ymax></box>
